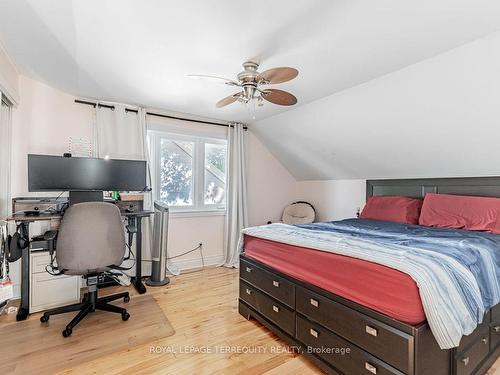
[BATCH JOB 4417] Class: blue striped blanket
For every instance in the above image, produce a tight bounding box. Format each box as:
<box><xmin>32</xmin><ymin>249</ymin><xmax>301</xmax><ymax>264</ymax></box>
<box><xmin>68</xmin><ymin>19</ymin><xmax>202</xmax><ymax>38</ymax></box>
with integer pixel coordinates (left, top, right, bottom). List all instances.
<box><xmin>240</xmin><ymin>218</ymin><xmax>500</xmax><ymax>349</ymax></box>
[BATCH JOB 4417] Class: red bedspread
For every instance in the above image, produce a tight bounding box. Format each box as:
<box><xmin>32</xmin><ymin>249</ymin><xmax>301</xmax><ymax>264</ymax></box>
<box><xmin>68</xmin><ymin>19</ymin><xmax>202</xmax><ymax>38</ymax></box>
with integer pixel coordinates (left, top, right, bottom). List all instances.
<box><xmin>244</xmin><ymin>234</ymin><xmax>426</xmax><ymax>325</ymax></box>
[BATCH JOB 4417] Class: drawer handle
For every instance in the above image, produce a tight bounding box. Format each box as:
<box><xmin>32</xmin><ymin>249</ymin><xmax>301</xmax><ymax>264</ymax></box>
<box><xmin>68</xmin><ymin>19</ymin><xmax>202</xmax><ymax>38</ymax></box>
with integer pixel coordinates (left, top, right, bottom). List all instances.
<box><xmin>365</xmin><ymin>362</ymin><xmax>377</xmax><ymax>374</ymax></box>
<box><xmin>461</xmin><ymin>357</ymin><xmax>470</xmax><ymax>366</ymax></box>
<box><xmin>273</xmin><ymin>280</ymin><xmax>280</xmax><ymax>287</ymax></box>
<box><xmin>245</xmin><ymin>267</ymin><xmax>253</xmax><ymax>273</ymax></box>
<box><xmin>310</xmin><ymin>298</ymin><xmax>319</xmax><ymax>308</ymax></box>
<box><xmin>481</xmin><ymin>337</ymin><xmax>488</xmax><ymax>344</ymax></box>
<box><xmin>365</xmin><ymin>325</ymin><xmax>378</xmax><ymax>337</ymax></box>
<box><xmin>245</xmin><ymin>289</ymin><xmax>252</xmax><ymax>295</ymax></box>
<box><xmin>272</xmin><ymin>305</ymin><xmax>280</xmax><ymax>313</ymax></box>
<box><xmin>310</xmin><ymin>328</ymin><xmax>319</xmax><ymax>338</ymax></box>
<box><xmin>494</xmin><ymin>326</ymin><xmax>500</xmax><ymax>333</ymax></box>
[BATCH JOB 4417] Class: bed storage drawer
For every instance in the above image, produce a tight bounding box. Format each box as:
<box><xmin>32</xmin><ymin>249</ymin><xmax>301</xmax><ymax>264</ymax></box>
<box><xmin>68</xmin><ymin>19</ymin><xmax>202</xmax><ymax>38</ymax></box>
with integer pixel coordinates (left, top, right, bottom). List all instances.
<box><xmin>454</xmin><ymin>332</ymin><xmax>490</xmax><ymax>375</ymax></box>
<box><xmin>239</xmin><ymin>281</ymin><xmax>295</xmax><ymax>336</ymax></box>
<box><xmin>240</xmin><ymin>258</ymin><xmax>295</xmax><ymax>308</ymax></box>
<box><xmin>456</xmin><ymin>312</ymin><xmax>490</xmax><ymax>354</ymax></box>
<box><xmin>296</xmin><ymin>286</ymin><xmax>412</xmax><ymax>374</ymax></box>
<box><xmin>492</xmin><ymin>304</ymin><xmax>500</xmax><ymax>322</ymax></box>
<box><xmin>491</xmin><ymin>323</ymin><xmax>500</xmax><ymax>351</ymax></box>
<box><xmin>491</xmin><ymin>306</ymin><xmax>500</xmax><ymax>351</ymax></box>
<box><xmin>297</xmin><ymin>315</ymin><xmax>402</xmax><ymax>375</ymax></box>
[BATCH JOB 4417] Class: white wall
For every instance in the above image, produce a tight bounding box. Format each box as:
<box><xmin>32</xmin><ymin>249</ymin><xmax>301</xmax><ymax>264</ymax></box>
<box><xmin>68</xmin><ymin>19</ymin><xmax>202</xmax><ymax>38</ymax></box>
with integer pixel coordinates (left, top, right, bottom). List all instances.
<box><xmin>0</xmin><ymin>42</ymin><xmax>18</xmax><ymax>104</ymax></box>
<box><xmin>247</xmin><ymin>131</ymin><xmax>297</xmax><ymax>226</ymax></box>
<box><xmin>295</xmin><ymin>179</ymin><xmax>366</xmax><ymax>222</ymax></box>
<box><xmin>252</xmin><ymin>30</ymin><xmax>500</xmax><ymax>181</ymax></box>
<box><xmin>11</xmin><ymin>76</ymin><xmax>94</xmax><ymax>197</ymax></box>
<box><xmin>7</xmin><ymin>75</ymin><xmax>297</xmax><ymax>295</ymax></box>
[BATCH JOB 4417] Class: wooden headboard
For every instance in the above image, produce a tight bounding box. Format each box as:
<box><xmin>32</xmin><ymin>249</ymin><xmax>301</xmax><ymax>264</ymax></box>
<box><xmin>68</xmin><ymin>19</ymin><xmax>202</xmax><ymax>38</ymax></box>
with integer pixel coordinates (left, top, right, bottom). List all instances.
<box><xmin>366</xmin><ymin>177</ymin><xmax>500</xmax><ymax>200</ymax></box>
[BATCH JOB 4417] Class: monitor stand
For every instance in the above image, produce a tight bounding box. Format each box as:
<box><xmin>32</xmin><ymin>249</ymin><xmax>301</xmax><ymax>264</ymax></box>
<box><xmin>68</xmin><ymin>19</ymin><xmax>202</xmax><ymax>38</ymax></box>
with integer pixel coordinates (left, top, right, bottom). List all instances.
<box><xmin>69</xmin><ymin>191</ymin><xmax>104</xmax><ymax>206</ymax></box>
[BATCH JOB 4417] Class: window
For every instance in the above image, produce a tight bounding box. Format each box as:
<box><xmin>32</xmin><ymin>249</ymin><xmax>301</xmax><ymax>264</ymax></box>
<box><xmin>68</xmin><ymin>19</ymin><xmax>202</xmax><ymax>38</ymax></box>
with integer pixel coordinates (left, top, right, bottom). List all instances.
<box><xmin>204</xmin><ymin>142</ymin><xmax>227</xmax><ymax>205</ymax></box>
<box><xmin>150</xmin><ymin>131</ymin><xmax>227</xmax><ymax>212</ymax></box>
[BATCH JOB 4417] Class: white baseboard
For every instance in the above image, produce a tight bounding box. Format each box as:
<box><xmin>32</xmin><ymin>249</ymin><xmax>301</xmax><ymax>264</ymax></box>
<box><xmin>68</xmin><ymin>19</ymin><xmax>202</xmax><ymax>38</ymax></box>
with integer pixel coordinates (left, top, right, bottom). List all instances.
<box><xmin>170</xmin><ymin>254</ymin><xmax>224</xmax><ymax>271</ymax></box>
<box><xmin>138</xmin><ymin>253</ymin><xmax>224</xmax><ymax>276</ymax></box>
<box><xmin>9</xmin><ymin>254</ymin><xmax>225</xmax><ymax>302</ymax></box>
<box><xmin>12</xmin><ymin>284</ymin><xmax>21</xmax><ymax>299</ymax></box>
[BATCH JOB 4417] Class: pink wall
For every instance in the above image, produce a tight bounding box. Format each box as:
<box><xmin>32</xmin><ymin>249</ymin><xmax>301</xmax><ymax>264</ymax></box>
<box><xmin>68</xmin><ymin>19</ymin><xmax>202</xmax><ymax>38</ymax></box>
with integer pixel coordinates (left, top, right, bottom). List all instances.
<box><xmin>11</xmin><ymin>76</ymin><xmax>94</xmax><ymax>198</ymax></box>
<box><xmin>246</xmin><ymin>131</ymin><xmax>297</xmax><ymax>226</ymax></box>
<box><xmin>0</xmin><ymin>42</ymin><xmax>19</xmax><ymax>104</ymax></box>
<box><xmin>295</xmin><ymin>179</ymin><xmax>366</xmax><ymax>221</ymax></box>
<box><xmin>8</xmin><ymin>75</ymin><xmax>298</xmax><ymax>294</ymax></box>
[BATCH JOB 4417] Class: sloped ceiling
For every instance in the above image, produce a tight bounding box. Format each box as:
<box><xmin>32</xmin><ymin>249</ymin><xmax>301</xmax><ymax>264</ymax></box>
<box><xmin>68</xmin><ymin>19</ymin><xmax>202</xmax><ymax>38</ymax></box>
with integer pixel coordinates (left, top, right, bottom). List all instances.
<box><xmin>252</xmin><ymin>31</ymin><xmax>500</xmax><ymax>180</ymax></box>
<box><xmin>2</xmin><ymin>1</ymin><xmax>500</xmax><ymax>181</ymax></box>
<box><xmin>1</xmin><ymin>0</ymin><xmax>500</xmax><ymax>125</ymax></box>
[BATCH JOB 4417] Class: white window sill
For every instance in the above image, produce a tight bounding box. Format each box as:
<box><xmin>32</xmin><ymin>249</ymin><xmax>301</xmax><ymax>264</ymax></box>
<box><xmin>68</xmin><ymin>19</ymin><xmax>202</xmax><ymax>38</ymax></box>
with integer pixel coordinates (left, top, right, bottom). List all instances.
<box><xmin>170</xmin><ymin>210</ymin><xmax>227</xmax><ymax>218</ymax></box>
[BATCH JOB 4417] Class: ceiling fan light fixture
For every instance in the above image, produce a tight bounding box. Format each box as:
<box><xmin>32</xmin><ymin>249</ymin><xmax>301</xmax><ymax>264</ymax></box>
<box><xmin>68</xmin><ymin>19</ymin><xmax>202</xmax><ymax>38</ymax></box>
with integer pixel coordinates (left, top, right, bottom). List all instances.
<box><xmin>189</xmin><ymin>61</ymin><xmax>298</xmax><ymax>110</ymax></box>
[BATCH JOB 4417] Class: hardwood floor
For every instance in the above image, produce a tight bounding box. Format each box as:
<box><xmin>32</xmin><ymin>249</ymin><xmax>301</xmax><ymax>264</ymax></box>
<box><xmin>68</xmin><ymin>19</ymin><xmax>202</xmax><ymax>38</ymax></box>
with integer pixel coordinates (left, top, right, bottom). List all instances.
<box><xmin>1</xmin><ymin>267</ymin><xmax>499</xmax><ymax>374</ymax></box>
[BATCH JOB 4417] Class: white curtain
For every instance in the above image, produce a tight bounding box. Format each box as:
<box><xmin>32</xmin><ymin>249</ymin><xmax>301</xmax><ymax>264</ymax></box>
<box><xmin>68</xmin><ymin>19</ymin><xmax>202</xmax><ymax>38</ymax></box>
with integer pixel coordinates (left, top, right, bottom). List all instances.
<box><xmin>223</xmin><ymin>123</ymin><xmax>248</xmax><ymax>268</ymax></box>
<box><xmin>142</xmin><ymin>112</ymin><xmax>180</xmax><ymax>276</ymax></box>
<box><xmin>95</xmin><ymin>104</ymin><xmax>144</xmax><ymax>160</ymax></box>
<box><xmin>0</xmin><ymin>93</ymin><xmax>12</xmax><ymax>220</ymax></box>
<box><xmin>94</xmin><ymin>104</ymin><xmax>153</xmax><ymax>274</ymax></box>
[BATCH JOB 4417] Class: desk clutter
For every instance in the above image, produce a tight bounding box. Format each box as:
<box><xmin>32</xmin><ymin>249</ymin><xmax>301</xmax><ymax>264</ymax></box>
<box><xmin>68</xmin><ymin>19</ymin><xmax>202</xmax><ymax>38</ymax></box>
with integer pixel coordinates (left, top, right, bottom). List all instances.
<box><xmin>0</xmin><ymin>154</ymin><xmax>173</xmax><ymax>338</ymax></box>
<box><xmin>5</xmin><ymin>194</ymin><xmax>154</xmax><ymax>322</ymax></box>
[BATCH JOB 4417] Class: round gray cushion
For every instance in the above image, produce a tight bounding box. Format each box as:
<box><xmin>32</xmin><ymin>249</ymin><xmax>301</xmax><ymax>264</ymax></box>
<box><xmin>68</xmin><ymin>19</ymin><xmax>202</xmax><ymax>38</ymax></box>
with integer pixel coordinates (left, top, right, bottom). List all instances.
<box><xmin>282</xmin><ymin>203</ymin><xmax>315</xmax><ymax>225</ymax></box>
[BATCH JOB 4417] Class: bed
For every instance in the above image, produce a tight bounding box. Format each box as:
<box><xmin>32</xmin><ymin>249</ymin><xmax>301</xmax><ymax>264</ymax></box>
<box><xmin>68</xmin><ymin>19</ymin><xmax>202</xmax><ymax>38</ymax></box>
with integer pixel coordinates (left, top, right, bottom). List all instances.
<box><xmin>238</xmin><ymin>177</ymin><xmax>500</xmax><ymax>375</ymax></box>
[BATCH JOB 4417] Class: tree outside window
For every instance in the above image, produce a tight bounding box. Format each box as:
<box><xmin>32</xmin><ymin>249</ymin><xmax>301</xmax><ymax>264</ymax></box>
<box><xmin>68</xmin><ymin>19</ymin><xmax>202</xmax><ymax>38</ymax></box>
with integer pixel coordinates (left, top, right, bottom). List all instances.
<box><xmin>154</xmin><ymin>132</ymin><xmax>227</xmax><ymax>211</ymax></box>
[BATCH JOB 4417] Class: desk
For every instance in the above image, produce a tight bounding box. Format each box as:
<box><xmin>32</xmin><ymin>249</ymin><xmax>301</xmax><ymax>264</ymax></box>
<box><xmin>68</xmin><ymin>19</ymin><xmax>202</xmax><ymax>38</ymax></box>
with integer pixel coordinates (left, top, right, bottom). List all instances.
<box><xmin>122</xmin><ymin>210</ymin><xmax>153</xmax><ymax>294</ymax></box>
<box><xmin>6</xmin><ymin>213</ymin><xmax>56</xmax><ymax>321</ymax></box>
<box><xmin>6</xmin><ymin>209</ymin><xmax>153</xmax><ymax>321</ymax></box>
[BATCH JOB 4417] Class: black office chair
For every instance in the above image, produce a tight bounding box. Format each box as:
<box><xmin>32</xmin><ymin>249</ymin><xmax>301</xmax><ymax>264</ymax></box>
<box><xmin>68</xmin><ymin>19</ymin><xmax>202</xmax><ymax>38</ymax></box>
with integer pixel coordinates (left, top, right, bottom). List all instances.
<box><xmin>40</xmin><ymin>202</ymin><xmax>130</xmax><ymax>337</ymax></box>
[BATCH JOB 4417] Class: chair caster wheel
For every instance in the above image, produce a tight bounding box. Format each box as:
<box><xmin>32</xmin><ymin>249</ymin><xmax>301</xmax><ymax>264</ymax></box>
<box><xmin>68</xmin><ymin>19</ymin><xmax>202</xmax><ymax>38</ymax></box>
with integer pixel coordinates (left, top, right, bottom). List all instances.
<box><xmin>62</xmin><ymin>327</ymin><xmax>72</xmax><ymax>337</ymax></box>
<box><xmin>122</xmin><ymin>312</ymin><xmax>130</xmax><ymax>321</ymax></box>
<box><xmin>40</xmin><ymin>314</ymin><xmax>49</xmax><ymax>323</ymax></box>
<box><xmin>124</xmin><ymin>295</ymin><xmax>130</xmax><ymax>303</ymax></box>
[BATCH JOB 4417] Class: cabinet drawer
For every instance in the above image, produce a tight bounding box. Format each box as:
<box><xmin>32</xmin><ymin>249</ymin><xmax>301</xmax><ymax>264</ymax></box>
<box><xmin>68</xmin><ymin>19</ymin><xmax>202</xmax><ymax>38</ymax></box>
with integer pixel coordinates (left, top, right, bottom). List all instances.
<box><xmin>457</xmin><ymin>313</ymin><xmax>490</xmax><ymax>354</ymax></box>
<box><xmin>297</xmin><ymin>315</ymin><xmax>402</xmax><ymax>375</ymax></box>
<box><xmin>296</xmin><ymin>286</ymin><xmax>411</xmax><ymax>374</ymax></box>
<box><xmin>492</xmin><ymin>304</ymin><xmax>500</xmax><ymax>322</ymax></box>
<box><xmin>240</xmin><ymin>281</ymin><xmax>295</xmax><ymax>336</ymax></box>
<box><xmin>31</xmin><ymin>252</ymin><xmax>56</xmax><ymax>274</ymax></box>
<box><xmin>455</xmin><ymin>332</ymin><xmax>490</xmax><ymax>375</ymax></box>
<box><xmin>240</xmin><ymin>258</ymin><xmax>295</xmax><ymax>308</ymax></box>
<box><xmin>490</xmin><ymin>323</ymin><xmax>500</xmax><ymax>351</ymax></box>
<box><xmin>30</xmin><ymin>272</ymin><xmax>80</xmax><ymax>312</ymax></box>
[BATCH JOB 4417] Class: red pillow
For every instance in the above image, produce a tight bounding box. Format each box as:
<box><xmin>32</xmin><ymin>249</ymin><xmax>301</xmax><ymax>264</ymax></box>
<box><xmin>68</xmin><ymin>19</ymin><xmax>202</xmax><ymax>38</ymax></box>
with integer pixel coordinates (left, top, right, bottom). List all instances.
<box><xmin>419</xmin><ymin>193</ymin><xmax>500</xmax><ymax>233</ymax></box>
<box><xmin>360</xmin><ymin>196</ymin><xmax>423</xmax><ymax>224</ymax></box>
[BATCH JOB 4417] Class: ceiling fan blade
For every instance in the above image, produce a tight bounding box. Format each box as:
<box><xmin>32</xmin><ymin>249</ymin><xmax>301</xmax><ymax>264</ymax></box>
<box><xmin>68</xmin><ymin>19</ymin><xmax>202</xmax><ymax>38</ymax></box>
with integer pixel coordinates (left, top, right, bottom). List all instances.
<box><xmin>187</xmin><ymin>74</ymin><xmax>240</xmax><ymax>86</ymax></box>
<box><xmin>257</xmin><ymin>67</ymin><xmax>298</xmax><ymax>84</ymax></box>
<box><xmin>216</xmin><ymin>92</ymin><xmax>241</xmax><ymax>108</ymax></box>
<box><xmin>262</xmin><ymin>89</ymin><xmax>297</xmax><ymax>106</ymax></box>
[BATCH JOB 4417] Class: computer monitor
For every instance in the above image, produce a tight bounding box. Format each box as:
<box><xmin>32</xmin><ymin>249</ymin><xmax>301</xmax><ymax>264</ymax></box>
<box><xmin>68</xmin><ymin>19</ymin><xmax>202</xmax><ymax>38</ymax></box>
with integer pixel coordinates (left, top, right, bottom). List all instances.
<box><xmin>28</xmin><ymin>154</ymin><xmax>147</xmax><ymax>192</ymax></box>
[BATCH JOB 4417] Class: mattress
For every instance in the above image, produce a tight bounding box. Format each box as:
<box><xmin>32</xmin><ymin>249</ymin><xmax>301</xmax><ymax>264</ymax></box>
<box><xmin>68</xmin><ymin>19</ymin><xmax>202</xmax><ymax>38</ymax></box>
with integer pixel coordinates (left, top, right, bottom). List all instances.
<box><xmin>244</xmin><ymin>234</ymin><xmax>426</xmax><ymax>325</ymax></box>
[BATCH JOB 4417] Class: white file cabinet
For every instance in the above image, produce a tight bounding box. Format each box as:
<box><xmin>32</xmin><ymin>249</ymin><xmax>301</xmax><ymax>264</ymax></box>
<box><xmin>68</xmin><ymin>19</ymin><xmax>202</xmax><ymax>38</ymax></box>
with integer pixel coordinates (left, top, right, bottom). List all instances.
<box><xmin>29</xmin><ymin>251</ymin><xmax>81</xmax><ymax>313</ymax></box>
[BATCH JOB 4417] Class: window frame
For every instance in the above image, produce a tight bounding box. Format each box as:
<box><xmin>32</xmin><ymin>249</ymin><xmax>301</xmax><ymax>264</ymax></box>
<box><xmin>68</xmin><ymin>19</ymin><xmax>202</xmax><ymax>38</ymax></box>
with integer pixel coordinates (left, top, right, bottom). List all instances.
<box><xmin>150</xmin><ymin>130</ymin><xmax>227</xmax><ymax>213</ymax></box>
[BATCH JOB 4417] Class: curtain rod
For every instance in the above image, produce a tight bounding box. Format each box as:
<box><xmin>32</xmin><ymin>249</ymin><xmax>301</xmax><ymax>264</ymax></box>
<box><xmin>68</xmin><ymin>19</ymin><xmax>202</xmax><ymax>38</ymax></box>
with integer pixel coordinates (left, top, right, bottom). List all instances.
<box><xmin>74</xmin><ymin>99</ymin><xmax>247</xmax><ymax>130</ymax></box>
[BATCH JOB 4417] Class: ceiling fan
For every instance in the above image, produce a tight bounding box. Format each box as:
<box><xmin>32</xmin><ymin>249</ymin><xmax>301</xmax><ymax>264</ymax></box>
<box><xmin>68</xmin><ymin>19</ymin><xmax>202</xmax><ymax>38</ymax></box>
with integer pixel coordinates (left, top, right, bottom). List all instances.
<box><xmin>188</xmin><ymin>61</ymin><xmax>298</xmax><ymax>108</ymax></box>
